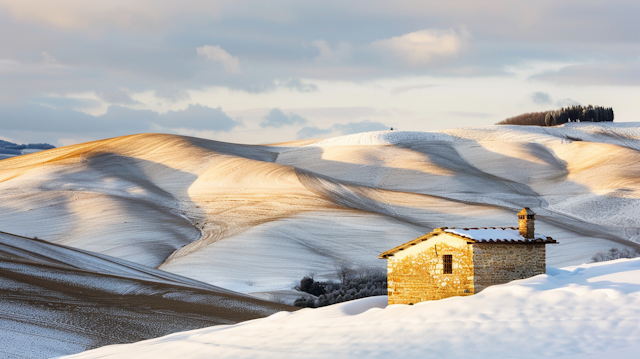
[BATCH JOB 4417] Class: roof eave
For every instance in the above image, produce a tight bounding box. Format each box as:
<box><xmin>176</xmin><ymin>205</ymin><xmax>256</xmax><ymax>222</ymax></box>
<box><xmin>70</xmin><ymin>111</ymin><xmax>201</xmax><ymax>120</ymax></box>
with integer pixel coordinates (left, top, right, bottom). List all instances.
<box><xmin>379</xmin><ymin>230</ymin><xmax>558</xmax><ymax>259</ymax></box>
<box><xmin>379</xmin><ymin>230</ymin><xmax>440</xmax><ymax>259</ymax></box>
<box><xmin>379</xmin><ymin>228</ymin><xmax>475</xmax><ymax>259</ymax></box>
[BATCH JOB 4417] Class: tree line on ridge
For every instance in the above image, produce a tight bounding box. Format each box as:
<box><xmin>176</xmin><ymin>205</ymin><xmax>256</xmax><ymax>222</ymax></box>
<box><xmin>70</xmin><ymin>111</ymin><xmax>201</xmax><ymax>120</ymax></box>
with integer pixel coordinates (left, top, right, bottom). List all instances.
<box><xmin>497</xmin><ymin>105</ymin><xmax>614</xmax><ymax>126</ymax></box>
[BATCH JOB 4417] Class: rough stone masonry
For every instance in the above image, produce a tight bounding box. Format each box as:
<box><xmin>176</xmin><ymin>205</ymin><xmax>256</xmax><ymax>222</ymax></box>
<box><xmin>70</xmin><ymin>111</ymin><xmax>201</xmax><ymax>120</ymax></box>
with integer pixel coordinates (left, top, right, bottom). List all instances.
<box><xmin>380</xmin><ymin>208</ymin><xmax>556</xmax><ymax>304</ymax></box>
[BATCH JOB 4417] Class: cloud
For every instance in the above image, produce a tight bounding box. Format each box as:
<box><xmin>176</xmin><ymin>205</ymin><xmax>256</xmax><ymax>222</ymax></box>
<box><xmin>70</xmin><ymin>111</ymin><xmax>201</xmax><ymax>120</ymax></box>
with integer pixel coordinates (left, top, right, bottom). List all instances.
<box><xmin>444</xmin><ymin>111</ymin><xmax>494</xmax><ymax>118</ymax></box>
<box><xmin>312</xmin><ymin>40</ymin><xmax>353</xmax><ymax>64</ymax></box>
<box><xmin>158</xmin><ymin>104</ymin><xmax>242</xmax><ymax>131</ymax></box>
<box><xmin>3</xmin><ymin>1</ymin><xmax>637</xmax><ymax>46</ymax></box>
<box><xmin>2</xmin><ymin>0</ymin><xmax>639</xmax><ymax>142</ymax></box>
<box><xmin>197</xmin><ymin>45</ymin><xmax>241</xmax><ymax>74</ymax></box>
<box><xmin>278</xmin><ymin>78</ymin><xmax>318</xmax><ymax>92</ymax></box>
<box><xmin>528</xmin><ymin>92</ymin><xmax>580</xmax><ymax>108</ymax></box>
<box><xmin>0</xmin><ymin>104</ymin><xmax>149</xmax><ymax>134</ymax></box>
<box><xmin>291</xmin><ymin>107</ymin><xmax>385</xmax><ymax>120</ymax></box>
<box><xmin>34</xmin><ymin>96</ymin><xmax>102</xmax><ymax>111</ymax></box>
<box><xmin>0</xmin><ymin>0</ymin><xmax>168</xmax><ymax>31</ymax></box>
<box><xmin>371</xmin><ymin>28</ymin><xmax>469</xmax><ymax>66</ymax></box>
<box><xmin>531</xmin><ymin>92</ymin><xmax>552</xmax><ymax>105</ymax></box>
<box><xmin>40</xmin><ymin>51</ymin><xmax>58</xmax><ymax>64</ymax></box>
<box><xmin>153</xmin><ymin>89</ymin><xmax>191</xmax><ymax>102</ymax></box>
<box><xmin>531</xmin><ymin>62</ymin><xmax>640</xmax><ymax>86</ymax></box>
<box><xmin>390</xmin><ymin>83</ymin><xmax>439</xmax><ymax>95</ymax></box>
<box><xmin>296</xmin><ymin>120</ymin><xmax>388</xmax><ymax>139</ymax></box>
<box><xmin>260</xmin><ymin>108</ymin><xmax>307</xmax><ymax>128</ymax></box>
<box><xmin>333</xmin><ymin>120</ymin><xmax>389</xmax><ymax>134</ymax></box>
<box><xmin>296</xmin><ymin>126</ymin><xmax>333</xmax><ymax>139</ymax></box>
<box><xmin>97</xmin><ymin>88</ymin><xmax>141</xmax><ymax>106</ymax></box>
<box><xmin>556</xmin><ymin>98</ymin><xmax>580</xmax><ymax>107</ymax></box>
<box><xmin>0</xmin><ymin>103</ymin><xmax>241</xmax><ymax>135</ymax></box>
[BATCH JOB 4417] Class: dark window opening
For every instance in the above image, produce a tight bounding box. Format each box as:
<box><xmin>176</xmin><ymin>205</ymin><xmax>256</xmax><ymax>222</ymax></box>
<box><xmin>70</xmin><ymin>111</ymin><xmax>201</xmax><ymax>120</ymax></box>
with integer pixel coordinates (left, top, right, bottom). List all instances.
<box><xmin>443</xmin><ymin>254</ymin><xmax>453</xmax><ymax>274</ymax></box>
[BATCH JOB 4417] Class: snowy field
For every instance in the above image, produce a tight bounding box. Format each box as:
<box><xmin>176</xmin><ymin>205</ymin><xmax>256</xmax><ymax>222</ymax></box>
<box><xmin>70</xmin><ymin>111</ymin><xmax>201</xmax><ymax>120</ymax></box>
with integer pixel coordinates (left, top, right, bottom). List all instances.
<box><xmin>0</xmin><ymin>230</ymin><xmax>292</xmax><ymax>359</ymax></box>
<box><xmin>62</xmin><ymin>258</ymin><xmax>640</xmax><ymax>359</ymax></box>
<box><xmin>0</xmin><ymin>123</ymin><xmax>640</xmax><ymax>299</ymax></box>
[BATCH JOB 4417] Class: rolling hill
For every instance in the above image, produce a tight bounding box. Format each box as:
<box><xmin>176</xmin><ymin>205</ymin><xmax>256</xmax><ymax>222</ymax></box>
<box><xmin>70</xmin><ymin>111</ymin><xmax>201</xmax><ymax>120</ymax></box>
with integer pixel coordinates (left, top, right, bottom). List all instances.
<box><xmin>1</xmin><ymin>123</ymin><xmax>640</xmax><ymax>300</ymax></box>
<box><xmin>0</xmin><ymin>230</ymin><xmax>293</xmax><ymax>359</ymax></box>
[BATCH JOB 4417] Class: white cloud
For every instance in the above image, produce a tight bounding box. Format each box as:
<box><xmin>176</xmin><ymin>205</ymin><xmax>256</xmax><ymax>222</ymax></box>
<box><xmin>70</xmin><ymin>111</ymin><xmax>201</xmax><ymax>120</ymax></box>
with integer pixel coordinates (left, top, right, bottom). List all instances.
<box><xmin>197</xmin><ymin>45</ymin><xmax>241</xmax><ymax>74</ymax></box>
<box><xmin>556</xmin><ymin>98</ymin><xmax>581</xmax><ymax>107</ymax></box>
<box><xmin>278</xmin><ymin>78</ymin><xmax>318</xmax><ymax>92</ymax></box>
<box><xmin>40</xmin><ymin>51</ymin><xmax>58</xmax><ymax>64</ymax></box>
<box><xmin>0</xmin><ymin>0</ymin><xmax>168</xmax><ymax>31</ymax></box>
<box><xmin>312</xmin><ymin>40</ymin><xmax>353</xmax><ymax>64</ymax></box>
<box><xmin>390</xmin><ymin>83</ymin><xmax>439</xmax><ymax>95</ymax></box>
<box><xmin>2</xmin><ymin>1</ymin><xmax>640</xmax><ymax>145</ymax></box>
<box><xmin>371</xmin><ymin>28</ymin><xmax>470</xmax><ymax>66</ymax></box>
<box><xmin>296</xmin><ymin>119</ymin><xmax>389</xmax><ymax>139</ymax></box>
<box><xmin>529</xmin><ymin>92</ymin><xmax>581</xmax><ymax>108</ymax></box>
<box><xmin>260</xmin><ymin>108</ymin><xmax>307</xmax><ymax>128</ymax></box>
<box><xmin>531</xmin><ymin>91</ymin><xmax>552</xmax><ymax>105</ymax></box>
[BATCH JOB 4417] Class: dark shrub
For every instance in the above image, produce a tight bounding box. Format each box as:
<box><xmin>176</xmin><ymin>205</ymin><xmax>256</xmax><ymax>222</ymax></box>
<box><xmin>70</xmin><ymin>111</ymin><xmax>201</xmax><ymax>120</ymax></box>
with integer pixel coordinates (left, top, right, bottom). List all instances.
<box><xmin>293</xmin><ymin>296</ymin><xmax>318</xmax><ymax>308</ymax></box>
<box><xmin>592</xmin><ymin>247</ymin><xmax>640</xmax><ymax>262</ymax></box>
<box><xmin>296</xmin><ymin>276</ymin><xmax>326</xmax><ymax>297</ymax></box>
<box><xmin>293</xmin><ymin>264</ymin><xmax>387</xmax><ymax>308</ymax></box>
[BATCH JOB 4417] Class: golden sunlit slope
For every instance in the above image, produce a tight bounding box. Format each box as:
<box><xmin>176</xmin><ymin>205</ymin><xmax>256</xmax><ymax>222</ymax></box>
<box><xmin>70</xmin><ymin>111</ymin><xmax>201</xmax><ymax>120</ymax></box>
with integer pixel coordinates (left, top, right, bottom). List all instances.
<box><xmin>1</xmin><ymin>124</ymin><xmax>640</xmax><ymax>298</ymax></box>
<box><xmin>0</xmin><ymin>133</ymin><xmax>332</xmax><ymax>267</ymax></box>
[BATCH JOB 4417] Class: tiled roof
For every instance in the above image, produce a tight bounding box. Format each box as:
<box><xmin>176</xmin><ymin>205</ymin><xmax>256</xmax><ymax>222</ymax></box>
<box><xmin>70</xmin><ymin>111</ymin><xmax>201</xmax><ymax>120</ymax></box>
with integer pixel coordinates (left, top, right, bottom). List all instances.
<box><xmin>443</xmin><ymin>227</ymin><xmax>549</xmax><ymax>242</ymax></box>
<box><xmin>379</xmin><ymin>227</ymin><xmax>556</xmax><ymax>258</ymax></box>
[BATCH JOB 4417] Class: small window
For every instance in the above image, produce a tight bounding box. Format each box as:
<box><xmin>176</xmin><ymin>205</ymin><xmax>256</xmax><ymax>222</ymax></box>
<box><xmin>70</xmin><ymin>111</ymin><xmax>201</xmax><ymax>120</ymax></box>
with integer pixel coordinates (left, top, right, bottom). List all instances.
<box><xmin>443</xmin><ymin>255</ymin><xmax>453</xmax><ymax>274</ymax></box>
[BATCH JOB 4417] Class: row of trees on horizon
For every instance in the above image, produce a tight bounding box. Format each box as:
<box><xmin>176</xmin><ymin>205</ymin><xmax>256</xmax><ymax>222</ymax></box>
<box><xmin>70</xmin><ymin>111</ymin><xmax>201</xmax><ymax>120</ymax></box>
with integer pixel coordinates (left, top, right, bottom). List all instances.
<box><xmin>0</xmin><ymin>141</ymin><xmax>55</xmax><ymax>155</ymax></box>
<box><xmin>497</xmin><ymin>105</ymin><xmax>614</xmax><ymax>127</ymax></box>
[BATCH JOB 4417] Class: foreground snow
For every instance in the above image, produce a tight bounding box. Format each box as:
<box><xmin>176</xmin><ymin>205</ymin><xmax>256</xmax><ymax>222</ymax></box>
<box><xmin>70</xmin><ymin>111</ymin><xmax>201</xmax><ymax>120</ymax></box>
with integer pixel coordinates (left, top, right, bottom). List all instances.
<box><xmin>65</xmin><ymin>258</ymin><xmax>640</xmax><ymax>359</ymax></box>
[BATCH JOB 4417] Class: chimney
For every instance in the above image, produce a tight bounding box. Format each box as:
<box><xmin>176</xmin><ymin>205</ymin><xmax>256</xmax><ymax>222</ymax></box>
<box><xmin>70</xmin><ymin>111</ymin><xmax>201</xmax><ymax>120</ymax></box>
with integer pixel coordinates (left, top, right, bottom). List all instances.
<box><xmin>518</xmin><ymin>207</ymin><xmax>535</xmax><ymax>239</ymax></box>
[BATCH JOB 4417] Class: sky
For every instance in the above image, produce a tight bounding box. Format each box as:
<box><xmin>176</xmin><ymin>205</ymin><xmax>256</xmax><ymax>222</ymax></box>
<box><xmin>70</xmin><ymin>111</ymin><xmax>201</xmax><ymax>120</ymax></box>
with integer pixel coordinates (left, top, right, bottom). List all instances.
<box><xmin>1</xmin><ymin>0</ymin><xmax>639</xmax><ymax>146</ymax></box>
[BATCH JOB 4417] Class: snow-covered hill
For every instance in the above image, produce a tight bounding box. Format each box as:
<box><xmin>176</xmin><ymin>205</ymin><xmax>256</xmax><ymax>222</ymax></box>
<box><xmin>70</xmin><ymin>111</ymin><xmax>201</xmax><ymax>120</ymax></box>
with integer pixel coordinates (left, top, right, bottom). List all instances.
<box><xmin>1</xmin><ymin>123</ymin><xmax>640</xmax><ymax>298</ymax></box>
<box><xmin>0</xmin><ymin>230</ymin><xmax>292</xmax><ymax>359</ymax></box>
<box><xmin>61</xmin><ymin>258</ymin><xmax>640</xmax><ymax>359</ymax></box>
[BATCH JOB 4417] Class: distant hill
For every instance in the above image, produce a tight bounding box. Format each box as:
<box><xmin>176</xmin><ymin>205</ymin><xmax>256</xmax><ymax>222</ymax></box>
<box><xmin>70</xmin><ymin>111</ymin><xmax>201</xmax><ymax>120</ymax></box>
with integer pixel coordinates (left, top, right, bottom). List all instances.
<box><xmin>0</xmin><ymin>127</ymin><xmax>639</xmax><ymax>308</ymax></box>
<box><xmin>0</xmin><ymin>140</ymin><xmax>55</xmax><ymax>157</ymax></box>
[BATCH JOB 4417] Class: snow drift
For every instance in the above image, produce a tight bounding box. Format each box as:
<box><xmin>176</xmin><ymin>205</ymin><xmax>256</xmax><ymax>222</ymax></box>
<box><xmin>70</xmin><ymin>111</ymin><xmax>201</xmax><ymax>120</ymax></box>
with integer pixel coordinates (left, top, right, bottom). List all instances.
<box><xmin>62</xmin><ymin>258</ymin><xmax>640</xmax><ymax>359</ymax></box>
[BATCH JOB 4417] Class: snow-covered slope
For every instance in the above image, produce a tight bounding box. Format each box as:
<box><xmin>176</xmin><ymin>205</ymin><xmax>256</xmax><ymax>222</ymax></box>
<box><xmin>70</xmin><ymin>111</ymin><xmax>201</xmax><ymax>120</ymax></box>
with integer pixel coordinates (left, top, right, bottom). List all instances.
<box><xmin>0</xmin><ymin>230</ymin><xmax>293</xmax><ymax>359</ymax></box>
<box><xmin>1</xmin><ymin>124</ymin><xmax>640</xmax><ymax>297</ymax></box>
<box><xmin>62</xmin><ymin>258</ymin><xmax>640</xmax><ymax>359</ymax></box>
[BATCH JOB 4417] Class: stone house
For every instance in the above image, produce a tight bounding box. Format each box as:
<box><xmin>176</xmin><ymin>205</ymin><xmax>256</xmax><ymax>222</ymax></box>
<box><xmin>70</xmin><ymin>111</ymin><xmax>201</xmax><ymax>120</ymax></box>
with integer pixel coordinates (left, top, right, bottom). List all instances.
<box><xmin>379</xmin><ymin>208</ymin><xmax>557</xmax><ymax>304</ymax></box>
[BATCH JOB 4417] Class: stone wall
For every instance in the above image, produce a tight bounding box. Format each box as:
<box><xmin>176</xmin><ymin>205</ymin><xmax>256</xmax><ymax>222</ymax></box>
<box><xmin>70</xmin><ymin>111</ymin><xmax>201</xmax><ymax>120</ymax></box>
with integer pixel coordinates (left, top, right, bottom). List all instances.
<box><xmin>472</xmin><ymin>243</ymin><xmax>546</xmax><ymax>293</ymax></box>
<box><xmin>387</xmin><ymin>234</ymin><xmax>475</xmax><ymax>304</ymax></box>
